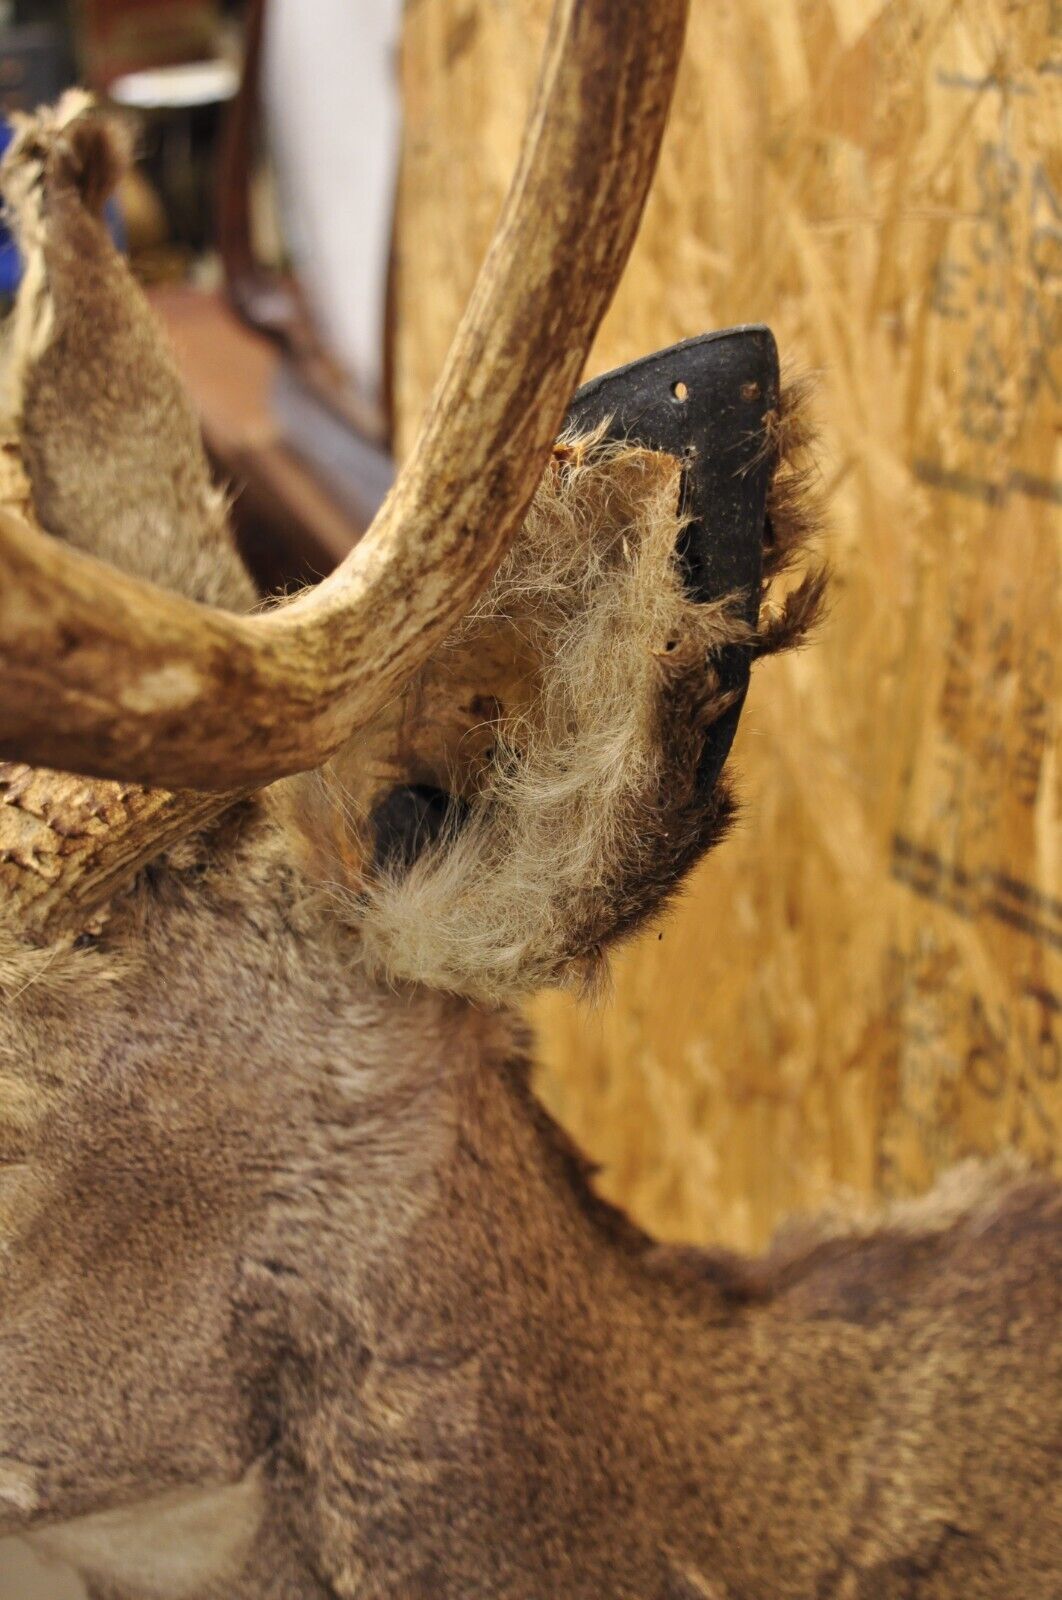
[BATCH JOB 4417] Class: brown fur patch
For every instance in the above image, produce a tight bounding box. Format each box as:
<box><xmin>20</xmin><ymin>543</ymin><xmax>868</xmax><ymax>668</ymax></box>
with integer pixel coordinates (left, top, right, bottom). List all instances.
<box><xmin>330</xmin><ymin>441</ymin><xmax>750</xmax><ymax>1000</ymax></box>
<box><xmin>307</xmin><ymin>393</ymin><xmax>828</xmax><ymax>1001</ymax></box>
<box><xmin>45</xmin><ymin>107</ymin><xmax>134</xmax><ymax>217</ymax></box>
<box><xmin>0</xmin><ymin>96</ymin><xmax>256</xmax><ymax>614</ymax></box>
<box><xmin>753</xmin><ymin>374</ymin><xmax>830</xmax><ymax>658</ymax></box>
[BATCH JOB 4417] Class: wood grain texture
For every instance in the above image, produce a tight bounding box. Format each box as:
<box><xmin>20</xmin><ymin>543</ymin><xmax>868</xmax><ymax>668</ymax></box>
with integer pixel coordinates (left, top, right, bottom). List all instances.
<box><xmin>395</xmin><ymin>0</ymin><xmax>1060</xmax><ymax>1248</ymax></box>
<box><xmin>0</xmin><ymin>0</ymin><xmax>688</xmax><ymax>792</ymax></box>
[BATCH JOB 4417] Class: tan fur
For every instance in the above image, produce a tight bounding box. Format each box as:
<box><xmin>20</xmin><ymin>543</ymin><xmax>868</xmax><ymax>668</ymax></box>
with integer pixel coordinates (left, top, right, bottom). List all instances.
<box><xmin>0</xmin><ymin>97</ymin><xmax>255</xmax><ymax>614</ymax></box>
<box><xmin>300</xmin><ymin>411</ymin><xmax>825</xmax><ymax>1002</ymax></box>
<box><xmin>0</xmin><ymin>96</ymin><xmax>1058</xmax><ymax>1600</ymax></box>
<box><xmin>0</xmin><ymin>99</ymin><xmax>256</xmax><ymax>945</ymax></box>
<box><xmin>323</xmin><ymin>440</ymin><xmax>742</xmax><ymax>999</ymax></box>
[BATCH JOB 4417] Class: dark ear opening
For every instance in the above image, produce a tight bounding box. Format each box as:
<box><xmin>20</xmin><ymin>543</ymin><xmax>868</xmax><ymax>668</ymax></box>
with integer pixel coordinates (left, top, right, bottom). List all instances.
<box><xmin>371</xmin><ymin>785</ymin><xmax>470</xmax><ymax>874</ymax></box>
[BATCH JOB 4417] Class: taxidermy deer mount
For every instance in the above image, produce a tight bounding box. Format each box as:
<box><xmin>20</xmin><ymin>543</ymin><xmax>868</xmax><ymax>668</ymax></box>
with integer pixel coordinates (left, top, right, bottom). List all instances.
<box><xmin>0</xmin><ymin>3</ymin><xmax>1058</xmax><ymax>1597</ymax></box>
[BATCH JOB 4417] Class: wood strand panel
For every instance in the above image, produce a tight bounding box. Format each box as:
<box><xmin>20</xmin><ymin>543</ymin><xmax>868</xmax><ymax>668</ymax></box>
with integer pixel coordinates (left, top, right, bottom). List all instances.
<box><xmin>395</xmin><ymin>0</ymin><xmax>1061</xmax><ymax>1249</ymax></box>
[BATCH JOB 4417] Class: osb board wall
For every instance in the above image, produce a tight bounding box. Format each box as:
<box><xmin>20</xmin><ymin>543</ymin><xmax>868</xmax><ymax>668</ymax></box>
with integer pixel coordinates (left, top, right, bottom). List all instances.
<box><xmin>394</xmin><ymin>0</ymin><xmax>1061</xmax><ymax>1251</ymax></box>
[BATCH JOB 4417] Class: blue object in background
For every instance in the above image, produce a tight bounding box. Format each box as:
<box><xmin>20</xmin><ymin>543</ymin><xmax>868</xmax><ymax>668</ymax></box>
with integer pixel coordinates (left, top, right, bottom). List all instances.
<box><xmin>0</xmin><ymin>118</ymin><xmax>126</xmax><ymax>297</ymax></box>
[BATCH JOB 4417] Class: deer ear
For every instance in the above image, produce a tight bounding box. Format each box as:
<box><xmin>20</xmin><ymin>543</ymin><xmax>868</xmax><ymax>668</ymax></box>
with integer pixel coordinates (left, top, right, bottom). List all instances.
<box><xmin>0</xmin><ymin>98</ymin><xmax>259</xmax><ymax>944</ymax></box>
<box><xmin>288</xmin><ymin>332</ymin><xmax>827</xmax><ymax>1002</ymax></box>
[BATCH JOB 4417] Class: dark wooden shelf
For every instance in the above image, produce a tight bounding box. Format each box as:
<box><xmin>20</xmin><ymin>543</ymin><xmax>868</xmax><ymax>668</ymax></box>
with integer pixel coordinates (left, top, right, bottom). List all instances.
<box><xmin>150</xmin><ymin>282</ymin><xmax>360</xmax><ymax>592</ymax></box>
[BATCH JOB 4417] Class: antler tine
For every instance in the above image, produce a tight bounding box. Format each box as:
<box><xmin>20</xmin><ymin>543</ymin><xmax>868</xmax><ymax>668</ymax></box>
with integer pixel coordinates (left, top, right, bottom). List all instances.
<box><xmin>0</xmin><ymin>0</ymin><xmax>688</xmax><ymax>792</ymax></box>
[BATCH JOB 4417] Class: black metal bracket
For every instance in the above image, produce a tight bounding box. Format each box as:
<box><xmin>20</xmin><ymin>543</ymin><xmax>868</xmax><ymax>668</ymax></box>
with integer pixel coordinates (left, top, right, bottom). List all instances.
<box><xmin>566</xmin><ymin>324</ymin><xmax>779</xmax><ymax>794</ymax></box>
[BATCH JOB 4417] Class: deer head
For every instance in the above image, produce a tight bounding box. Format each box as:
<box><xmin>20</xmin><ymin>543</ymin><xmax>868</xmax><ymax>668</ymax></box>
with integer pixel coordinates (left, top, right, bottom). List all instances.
<box><xmin>0</xmin><ymin>8</ymin><xmax>1058</xmax><ymax>1600</ymax></box>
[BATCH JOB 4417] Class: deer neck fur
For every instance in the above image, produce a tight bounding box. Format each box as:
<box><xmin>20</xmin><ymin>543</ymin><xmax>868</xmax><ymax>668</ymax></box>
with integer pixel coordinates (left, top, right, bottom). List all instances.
<box><xmin>4</xmin><ymin>814</ymin><xmax>1059</xmax><ymax>1599</ymax></box>
<box><xmin>252</xmin><ymin>954</ymin><xmax>1060</xmax><ymax>1600</ymax></box>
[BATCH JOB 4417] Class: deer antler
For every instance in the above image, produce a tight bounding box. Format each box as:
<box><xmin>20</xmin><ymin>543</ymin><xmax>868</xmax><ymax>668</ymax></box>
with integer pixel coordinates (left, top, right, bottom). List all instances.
<box><xmin>0</xmin><ymin>0</ymin><xmax>689</xmax><ymax>793</ymax></box>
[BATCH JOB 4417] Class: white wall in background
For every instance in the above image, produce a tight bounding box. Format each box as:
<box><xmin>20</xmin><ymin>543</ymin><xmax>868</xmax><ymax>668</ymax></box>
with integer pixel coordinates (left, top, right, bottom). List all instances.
<box><xmin>264</xmin><ymin>0</ymin><xmax>404</xmax><ymax>407</ymax></box>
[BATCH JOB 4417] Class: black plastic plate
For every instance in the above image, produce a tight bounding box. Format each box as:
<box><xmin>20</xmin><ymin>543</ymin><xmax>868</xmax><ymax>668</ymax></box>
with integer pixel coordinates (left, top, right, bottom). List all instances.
<box><xmin>565</xmin><ymin>325</ymin><xmax>778</xmax><ymax>792</ymax></box>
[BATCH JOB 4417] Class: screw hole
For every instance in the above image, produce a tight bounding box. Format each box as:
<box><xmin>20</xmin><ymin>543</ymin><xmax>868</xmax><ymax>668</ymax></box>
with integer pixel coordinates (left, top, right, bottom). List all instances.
<box><xmin>671</xmin><ymin>379</ymin><xmax>689</xmax><ymax>402</ymax></box>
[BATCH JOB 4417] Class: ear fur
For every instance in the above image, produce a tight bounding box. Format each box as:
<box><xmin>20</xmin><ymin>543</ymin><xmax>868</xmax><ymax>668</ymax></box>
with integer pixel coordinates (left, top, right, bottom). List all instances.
<box><xmin>0</xmin><ymin>95</ymin><xmax>256</xmax><ymax>612</ymax></box>
<box><xmin>753</xmin><ymin>374</ymin><xmax>830</xmax><ymax>657</ymax></box>
<box><xmin>46</xmin><ymin>94</ymin><xmax>135</xmax><ymax>216</ymax></box>
<box><xmin>287</xmin><ymin>389</ymin><xmax>828</xmax><ymax>1002</ymax></box>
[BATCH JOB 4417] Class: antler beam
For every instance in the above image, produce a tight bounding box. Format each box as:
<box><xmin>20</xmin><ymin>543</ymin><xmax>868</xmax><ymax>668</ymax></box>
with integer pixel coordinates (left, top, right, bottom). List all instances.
<box><xmin>0</xmin><ymin>0</ymin><xmax>688</xmax><ymax>791</ymax></box>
